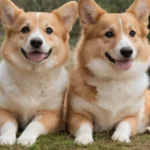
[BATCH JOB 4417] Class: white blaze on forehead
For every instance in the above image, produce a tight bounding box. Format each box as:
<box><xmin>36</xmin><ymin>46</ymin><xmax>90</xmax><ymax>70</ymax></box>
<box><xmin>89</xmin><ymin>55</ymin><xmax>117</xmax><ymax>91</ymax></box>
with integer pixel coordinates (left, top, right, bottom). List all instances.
<box><xmin>36</xmin><ymin>12</ymin><xmax>41</xmax><ymax>32</ymax></box>
<box><xmin>118</xmin><ymin>17</ymin><xmax>133</xmax><ymax>48</ymax></box>
<box><xmin>36</xmin><ymin>12</ymin><xmax>41</xmax><ymax>22</ymax></box>
<box><xmin>119</xmin><ymin>17</ymin><xmax>123</xmax><ymax>33</ymax></box>
<box><xmin>30</xmin><ymin>12</ymin><xmax>41</xmax><ymax>38</ymax></box>
<box><xmin>112</xmin><ymin>17</ymin><xmax>136</xmax><ymax>59</ymax></box>
<box><xmin>23</xmin><ymin>12</ymin><xmax>51</xmax><ymax>53</ymax></box>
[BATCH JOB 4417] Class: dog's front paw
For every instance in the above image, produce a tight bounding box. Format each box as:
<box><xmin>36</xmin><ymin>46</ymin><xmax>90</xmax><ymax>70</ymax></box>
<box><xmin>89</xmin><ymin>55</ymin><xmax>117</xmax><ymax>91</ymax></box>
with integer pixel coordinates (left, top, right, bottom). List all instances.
<box><xmin>17</xmin><ymin>135</ymin><xmax>36</xmax><ymax>146</ymax></box>
<box><xmin>146</xmin><ymin>126</ymin><xmax>150</xmax><ymax>133</ymax></box>
<box><xmin>112</xmin><ymin>132</ymin><xmax>130</xmax><ymax>143</ymax></box>
<box><xmin>0</xmin><ymin>135</ymin><xmax>16</xmax><ymax>145</ymax></box>
<box><xmin>75</xmin><ymin>135</ymin><xmax>93</xmax><ymax>145</ymax></box>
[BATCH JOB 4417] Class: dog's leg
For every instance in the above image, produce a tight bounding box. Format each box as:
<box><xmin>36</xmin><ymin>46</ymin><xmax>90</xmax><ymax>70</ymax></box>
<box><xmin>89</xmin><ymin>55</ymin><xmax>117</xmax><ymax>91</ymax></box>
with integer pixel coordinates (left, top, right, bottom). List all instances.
<box><xmin>112</xmin><ymin>115</ymin><xmax>138</xmax><ymax>143</ymax></box>
<box><xmin>0</xmin><ymin>109</ymin><xmax>18</xmax><ymax>145</ymax></box>
<box><xmin>17</xmin><ymin>110</ymin><xmax>61</xmax><ymax>146</ymax></box>
<box><xmin>68</xmin><ymin>113</ymin><xmax>93</xmax><ymax>145</ymax></box>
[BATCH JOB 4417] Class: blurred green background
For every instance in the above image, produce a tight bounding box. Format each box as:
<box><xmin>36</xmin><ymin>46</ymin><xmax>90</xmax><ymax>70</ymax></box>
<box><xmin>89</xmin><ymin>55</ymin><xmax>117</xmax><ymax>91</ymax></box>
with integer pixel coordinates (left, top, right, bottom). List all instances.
<box><xmin>0</xmin><ymin>0</ymin><xmax>137</xmax><ymax>46</ymax></box>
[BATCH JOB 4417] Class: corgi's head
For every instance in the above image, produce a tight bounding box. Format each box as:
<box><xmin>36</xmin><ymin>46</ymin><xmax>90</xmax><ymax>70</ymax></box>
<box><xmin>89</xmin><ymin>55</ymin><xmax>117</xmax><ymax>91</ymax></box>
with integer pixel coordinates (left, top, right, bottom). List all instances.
<box><xmin>78</xmin><ymin>0</ymin><xmax>150</xmax><ymax>79</ymax></box>
<box><xmin>0</xmin><ymin>0</ymin><xmax>78</xmax><ymax>72</ymax></box>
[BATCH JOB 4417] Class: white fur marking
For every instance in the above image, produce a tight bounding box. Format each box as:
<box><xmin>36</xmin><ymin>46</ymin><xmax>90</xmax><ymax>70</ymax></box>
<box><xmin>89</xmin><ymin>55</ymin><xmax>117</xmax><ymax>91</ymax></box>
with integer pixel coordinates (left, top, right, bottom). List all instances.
<box><xmin>0</xmin><ymin>122</ymin><xmax>17</xmax><ymax>145</ymax></box>
<box><xmin>146</xmin><ymin>127</ymin><xmax>150</xmax><ymax>133</ymax></box>
<box><xmin>23</xmin><ymin>12</ymin><xmax>51</xmax><ymax>54</ymax></box>
<box><xmin>17</xmin><ymin>121</ymin><xmax>47</xmax><ymax>146</ymax></box>
<box><xmin>75</xmin><ymin>123</ymin><xmax>93</xmax><ymax>145</ymax></box>
<box><xmin>110</xmin><ymin>17</ymin><xmax>136</xmax><ymax>59</ymax></box>
<box><xmin>119</xmin><ymin>17</ymin><xmax>124</xmax><ymax>34</ymax></box>
<box><xmin>0</xmin><ymin>63</ymin><xmax>68</xmax><ymax>126</ymax></box>
<box><xmin>112</xmin><ymin>121</ymin><xmax>131</xmax><ymax>143</ymax></box>
<box><xmin>87</xmin><ymin>58</ymin><xmax>149</xmax><ymax>80</ymax></box>
<box><xmin>24</xmin><ymin>29</ymin><xmax>50</xmax><ymax>54</ymax></box>
<box><xmin>36</xmin><ymin>13</ymin><xmax>40</xmax><ymax>23</ymax></box>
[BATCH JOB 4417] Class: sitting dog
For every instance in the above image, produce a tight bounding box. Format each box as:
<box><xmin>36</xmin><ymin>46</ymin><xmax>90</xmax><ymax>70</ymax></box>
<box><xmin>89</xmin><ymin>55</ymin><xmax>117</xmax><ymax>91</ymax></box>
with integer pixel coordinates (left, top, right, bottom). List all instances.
<box><xmin>0</xmin><ymin>0</ymin><xmax>77</xmax><ymax>146</ymax></box>
<box><xmin>67</xmin><ymin>0</ymin><xmax>150</xmax><ymax>144</ymax></box>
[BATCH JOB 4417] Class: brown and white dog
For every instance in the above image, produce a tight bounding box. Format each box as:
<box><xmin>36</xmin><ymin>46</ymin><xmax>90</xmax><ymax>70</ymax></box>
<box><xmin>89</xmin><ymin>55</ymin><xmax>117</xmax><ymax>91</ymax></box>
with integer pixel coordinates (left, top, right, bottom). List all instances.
<box><xmin>0</xmin><ymin>0</ymin><xmax>77</xmax><ymax>146</ymax></box>
<box><xmin>67</xmin><ymin>0</ymin><xmax>150</xmax><ymax>145</ymax></box>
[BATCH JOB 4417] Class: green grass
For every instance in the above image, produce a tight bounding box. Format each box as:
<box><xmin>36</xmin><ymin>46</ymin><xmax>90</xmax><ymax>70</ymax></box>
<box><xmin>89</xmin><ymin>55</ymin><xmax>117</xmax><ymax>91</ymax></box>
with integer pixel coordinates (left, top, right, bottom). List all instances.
<box><xmin>0</xmin><ymin>132</ymin><xmax>150</xmax><ymax>150</ymax></box>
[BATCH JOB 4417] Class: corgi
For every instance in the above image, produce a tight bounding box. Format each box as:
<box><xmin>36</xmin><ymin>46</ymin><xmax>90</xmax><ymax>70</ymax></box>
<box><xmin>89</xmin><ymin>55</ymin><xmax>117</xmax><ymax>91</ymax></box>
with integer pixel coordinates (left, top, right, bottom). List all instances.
<box><xmin>67</xmin><ymin>0</ymin><xmax>150</xmax><ymax>145</ymax></box>
<box><xmin>0</xmin><ymin>0</ymin><xmax>77</xmax><ymax>146</ymax></box>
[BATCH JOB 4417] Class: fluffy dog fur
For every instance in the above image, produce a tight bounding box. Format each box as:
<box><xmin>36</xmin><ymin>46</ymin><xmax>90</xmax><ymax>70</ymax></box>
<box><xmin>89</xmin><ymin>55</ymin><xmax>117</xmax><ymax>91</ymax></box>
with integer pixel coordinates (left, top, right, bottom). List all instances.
<box><xmin>0</xmin><ymin>0</ymin><xmax>77</xmax><ymax>146</ymax></box>
<box><xmin>67</xmin><ymin>0</ymin><xmax>150</xmax><ymax>145</ymax></box>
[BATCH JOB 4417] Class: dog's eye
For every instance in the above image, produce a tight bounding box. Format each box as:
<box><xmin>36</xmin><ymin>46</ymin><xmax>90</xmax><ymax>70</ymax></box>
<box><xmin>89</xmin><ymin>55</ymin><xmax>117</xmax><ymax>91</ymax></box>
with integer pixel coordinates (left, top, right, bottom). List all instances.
<box><xmin>46</xmin><ymin>28</ymin><xmax>53</xmax><ymax>34</ymax></box>
<box><xmin>129</xmin><ymin>30</ymin><xmax>136</xmax><ymax>37</ymax></box>
<box><xmin>21</xmin><ymin>27</ymin><xmax>30</xmax><ymax>34</ymax></box>
<box><xmin>105</xmin><ymin>31</ymin><xmax>114</xmax><ymax>38</ymax></box>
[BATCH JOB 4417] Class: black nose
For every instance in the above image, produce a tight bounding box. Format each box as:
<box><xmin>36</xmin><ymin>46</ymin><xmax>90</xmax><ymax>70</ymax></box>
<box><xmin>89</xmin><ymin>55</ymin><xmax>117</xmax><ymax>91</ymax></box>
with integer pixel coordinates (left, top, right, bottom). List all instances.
<box><xmin>120</xmin><ymin>47</ymin><xmax>133</xmax><ymax>58</ymax></box>
<box><xmin>30</xmin><ymin>38</ymin><xmax>43</xmax><ymax>49</ymax></box>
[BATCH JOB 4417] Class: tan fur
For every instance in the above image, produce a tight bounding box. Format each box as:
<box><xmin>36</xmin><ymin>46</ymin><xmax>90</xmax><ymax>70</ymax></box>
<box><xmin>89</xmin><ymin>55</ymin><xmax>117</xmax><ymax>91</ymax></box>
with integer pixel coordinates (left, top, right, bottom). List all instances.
<box><xmin>36</xmin><ymin>110</ymin><xmax>62</xmax><ymax>133</ymax></box>
<box><xmin>68</xmin><ymin>111</ymin><xmax>93</xmax><ymax>135</ymax></box>
<box><xmin>145</xmin><ymin>90</ymin><xmax>150</xmax><ymax>119</ymax></box>
<box><xmin>122</xmin><ymin>115</ymin><xmax>139</xmax><ymax>136</ymax></box>
<box><xmin>0</xmin><ymin>109</ymin><xmax>18</xmax><ymax>128</ymax></box>
<box><xmin>68</xmin><ymin>68</ymin><xmax>97</xmax><ymax>102</ymax></box>
<box><xmin>1</xmin><ymin>11</ymin><xmax>71</xmax><ymax>70</ymax></box>
<box><xmin>0</xmin><ymin>0</ymin><xmax>78</xmax><ymax>146</ymax></box>
<box><xmin>67</xmin><ymin>0</ymin><xmax>150</xmax><ymax>144</ymax></box>
<box><xmin>140</xmin><ymin>91</ymin><xmax>150</xmax><ymax>132</ymax></box>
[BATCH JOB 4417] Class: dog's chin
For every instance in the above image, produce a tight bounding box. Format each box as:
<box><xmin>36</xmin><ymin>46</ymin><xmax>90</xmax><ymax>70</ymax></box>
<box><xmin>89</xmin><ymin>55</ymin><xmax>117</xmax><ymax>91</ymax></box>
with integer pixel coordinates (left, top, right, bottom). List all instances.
<box><xmin>105</xmin><ymin>52</ymin><xmax>133</xmax><ymax>71</ymax></box>
<box><xmin>21</xmin><ymin>48</ymin><xmax>52</xmax><ymax>63</ymax></box>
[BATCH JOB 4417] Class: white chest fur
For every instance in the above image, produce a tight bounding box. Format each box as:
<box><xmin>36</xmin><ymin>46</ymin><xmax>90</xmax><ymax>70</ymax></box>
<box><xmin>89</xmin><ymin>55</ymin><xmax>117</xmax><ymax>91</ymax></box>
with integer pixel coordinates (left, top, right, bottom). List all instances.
<box><xmin>95</xmin><ymin>76</ymin><xmax>147</xmax><ymax>114</ymax></box>
<box><xmin>88</xmin><ymin>75</ymin><xmax>148</xmax><ymax>131</ymax></box>
<box><xmin>83</xmin><ymin>58</ymin><xmax>150</xmax><ymax>131</ymax></box>
<box><xmin>72</xmin><ymin>74</ymin><xmax>148</xmax><ymax>132</ymax></box>
<box><xmin>0</xmin><ymin>61</ymin><xmax>68</xmax><ymax>125</ymax></box>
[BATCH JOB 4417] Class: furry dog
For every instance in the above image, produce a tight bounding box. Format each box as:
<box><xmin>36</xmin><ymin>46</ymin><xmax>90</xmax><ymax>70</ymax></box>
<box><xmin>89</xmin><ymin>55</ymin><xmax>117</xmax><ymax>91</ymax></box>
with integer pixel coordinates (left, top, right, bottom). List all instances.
<box><xmin>67</xmin><ymin>0</ymin><xmax>150</xmax><ymax>145</ymax></box>
<box><xmin>0</xmin><ymin>0</ymin><xmax>77</xmax><ymax>146</ymax></box>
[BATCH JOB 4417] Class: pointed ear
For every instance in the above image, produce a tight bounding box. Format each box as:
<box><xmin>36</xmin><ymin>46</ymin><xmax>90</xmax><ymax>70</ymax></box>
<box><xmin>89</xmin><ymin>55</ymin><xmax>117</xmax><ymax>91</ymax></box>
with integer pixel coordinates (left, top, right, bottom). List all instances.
<box><xmin>126</xmin><ymin>0</ymin><xmax>150</xmax><ymax>26</ymax></box>
<box><xmin>53</xmin><ymin>1</ymin><xmax>78</xmax><ymax>32</ymax></box>
<box><xmin>78</xmin><ymin>0</ymin><xmax>106</xmax><ymax>25</ymax></box>
<box><xmin>0</xmin><ymin>0</ymin><xmax>21</xmax><ymax>25</ymax></box>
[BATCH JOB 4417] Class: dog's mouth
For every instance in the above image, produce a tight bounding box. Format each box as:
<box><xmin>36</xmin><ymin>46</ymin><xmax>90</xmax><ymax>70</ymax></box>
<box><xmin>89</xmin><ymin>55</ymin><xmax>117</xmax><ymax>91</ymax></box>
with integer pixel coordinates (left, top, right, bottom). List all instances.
<box><xmin>21</xmin><ymin>48</ymin><xmax>52</xmax><ymax>63</ymax></box>
<box><xmin>105</xmin><ymin>52</ymin><xmax>132</xmax><ymax>71</ymax></box>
